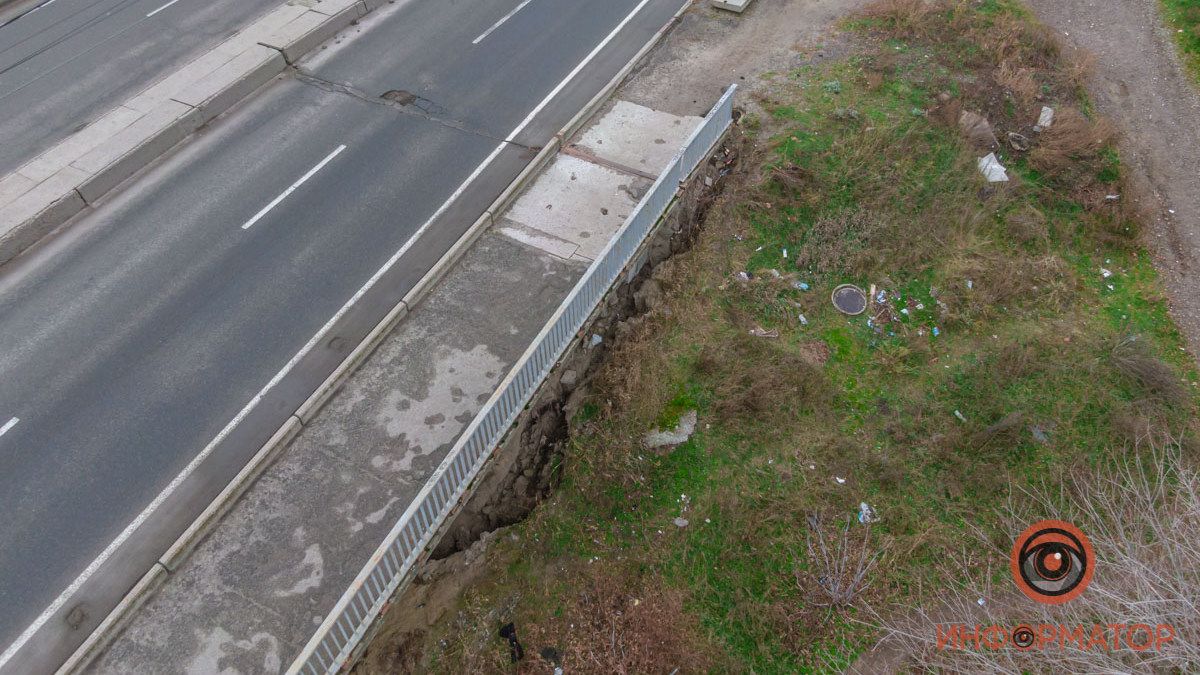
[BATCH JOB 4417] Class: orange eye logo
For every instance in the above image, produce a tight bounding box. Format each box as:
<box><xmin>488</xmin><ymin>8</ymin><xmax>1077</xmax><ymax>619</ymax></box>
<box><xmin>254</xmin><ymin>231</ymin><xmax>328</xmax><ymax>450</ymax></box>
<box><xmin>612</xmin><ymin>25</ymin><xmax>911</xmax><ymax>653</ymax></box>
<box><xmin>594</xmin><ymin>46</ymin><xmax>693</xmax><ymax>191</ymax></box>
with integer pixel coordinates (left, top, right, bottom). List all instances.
<box><xmin>1010</xmin><ymin>520</ymin><xmax>1094</xmax><ymax>604</ymax></box>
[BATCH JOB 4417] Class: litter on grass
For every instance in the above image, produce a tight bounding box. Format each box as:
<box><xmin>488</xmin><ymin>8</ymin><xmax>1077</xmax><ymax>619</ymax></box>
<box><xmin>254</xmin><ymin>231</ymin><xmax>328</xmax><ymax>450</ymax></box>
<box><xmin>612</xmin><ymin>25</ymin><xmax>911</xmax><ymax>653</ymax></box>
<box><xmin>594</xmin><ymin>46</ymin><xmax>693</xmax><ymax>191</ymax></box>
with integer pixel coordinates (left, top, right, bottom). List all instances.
<box><xmin>1035</xmin><ymin>106</ymin><xmax>1055</xmax><ymax>131</ymax></box>
<box><xmin>749</xmin><ymin>326</ymin><xmax>780</xmax><ymax>338</ymax></box>
<box><xmin>858</xmin><ymin>502</ymin><xmax>879</xmax><ymax>524</ymax></box>
<box><xmin>1031</xmin><ymin>425</ymin><xmax>1050</xmax><ymax>445</ymax></box>
<box><xmin>954</xmin><ymin>409</ymin><xmax>967</xmax><ymax>422</ymax></box>
<box><xmin>977</xmin><ymin>153</ymin><xmax>1009</xmax><ymax>182</ymax></box>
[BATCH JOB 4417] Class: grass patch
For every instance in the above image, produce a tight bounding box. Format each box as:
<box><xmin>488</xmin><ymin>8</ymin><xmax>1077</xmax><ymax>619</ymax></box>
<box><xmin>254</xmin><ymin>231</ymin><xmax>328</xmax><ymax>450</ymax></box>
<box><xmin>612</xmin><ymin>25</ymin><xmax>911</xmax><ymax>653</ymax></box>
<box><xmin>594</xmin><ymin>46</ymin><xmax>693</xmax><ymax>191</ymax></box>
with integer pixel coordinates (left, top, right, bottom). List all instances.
<box><xmin>1162</xmin><ymin>0</ymin><xmax>1200</xmax><ymax>83</ymax></box>
<box><xmin>362</xmin><ymin>1</ymin><xmax>1198</xmax><ymax>672</ymax></box>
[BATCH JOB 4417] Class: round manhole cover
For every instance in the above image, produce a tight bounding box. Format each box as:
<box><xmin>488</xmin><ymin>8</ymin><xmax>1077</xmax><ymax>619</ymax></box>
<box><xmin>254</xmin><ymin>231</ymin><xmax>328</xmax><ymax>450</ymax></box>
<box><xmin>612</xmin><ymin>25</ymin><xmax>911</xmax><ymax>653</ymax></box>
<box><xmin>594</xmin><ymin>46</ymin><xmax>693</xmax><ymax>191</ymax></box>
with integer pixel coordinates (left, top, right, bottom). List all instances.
<box><xmin>831</xmin><ymin>284</ymin><xmax>867</xmax><ymax>315</ymax></box>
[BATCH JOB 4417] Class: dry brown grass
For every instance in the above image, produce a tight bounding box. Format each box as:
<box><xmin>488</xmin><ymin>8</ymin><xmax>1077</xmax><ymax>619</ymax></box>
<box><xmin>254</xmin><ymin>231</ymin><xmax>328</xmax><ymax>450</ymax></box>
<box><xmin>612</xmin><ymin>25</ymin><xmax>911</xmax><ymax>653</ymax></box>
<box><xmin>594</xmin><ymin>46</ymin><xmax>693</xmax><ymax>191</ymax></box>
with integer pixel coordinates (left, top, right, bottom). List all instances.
<box><xmin>860</xmin><ymin>0</ymin><xmax>941</xmax><ymax>39</ymax></box>
<box><xmin>702</xmin><ymin>332</ymin><xmax>833</xmax><ymax>424</ymax></box>
<box><xmin>1004</xmin><ymin>204</ymin><xmax>1050</xmax><ymax>246</ymax></box>
<box><xmin>516</xmin><ymin>570</ymin><xmax>710</xmax><ymax>675</ymax></box>
<box><xmin>995</xmin><ymin>60</ymin><xmax>1039</xmax><ymax>107</ymax></box>
<box><xmin>789</xmin><ymin>209</ymin><xmax>891</xmax><ymax>277</ymax></box>
<box><xmin>934</xmin><ymin>251</ymin><xmax>1073</xmax><ymax>326</ymax></box>
<box><xmin>972</xmin><ymin>11</ymin><xmax>1060</xmax><ymax>68</ymax></box>
<box><xmin>1109</xmin><ymin>334</ymin><xmax>1189</xmax><ymax>406</ymax></box>
<box><xmin>1028</xmin><ymin>107</ymin><xmax>1114</xmax><ymax>176</ymax></box>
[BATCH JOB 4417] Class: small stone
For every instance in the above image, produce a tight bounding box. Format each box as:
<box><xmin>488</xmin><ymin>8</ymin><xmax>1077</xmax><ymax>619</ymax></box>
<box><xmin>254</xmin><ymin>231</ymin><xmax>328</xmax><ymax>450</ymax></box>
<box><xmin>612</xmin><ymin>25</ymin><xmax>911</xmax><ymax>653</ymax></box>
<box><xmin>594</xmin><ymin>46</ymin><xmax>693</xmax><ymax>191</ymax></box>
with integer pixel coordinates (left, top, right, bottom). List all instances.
<box><xmin>560</xmin><ymin>369</ymin><xmax>579</xmax><ymax>389</ymax></box>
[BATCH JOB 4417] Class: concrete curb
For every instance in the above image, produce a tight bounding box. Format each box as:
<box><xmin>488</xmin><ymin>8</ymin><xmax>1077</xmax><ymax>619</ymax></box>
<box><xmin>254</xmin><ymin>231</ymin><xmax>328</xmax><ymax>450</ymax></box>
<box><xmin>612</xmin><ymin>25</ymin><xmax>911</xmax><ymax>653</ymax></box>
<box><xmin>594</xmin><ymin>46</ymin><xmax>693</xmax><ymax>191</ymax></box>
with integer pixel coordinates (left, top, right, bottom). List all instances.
<box><xmin>57</xmin><ymin>2</ymin><xmax>695</xmax><ymax>671</ymax></box>
<box><xmin>55</xmin><ymin>566</ymin><xmax>167</xmax><ymax>675</ymax></box>
<box><xmin>0</xmin><ymin>0</ymin><xmax>374</xmax><ymax>268</ymax></box>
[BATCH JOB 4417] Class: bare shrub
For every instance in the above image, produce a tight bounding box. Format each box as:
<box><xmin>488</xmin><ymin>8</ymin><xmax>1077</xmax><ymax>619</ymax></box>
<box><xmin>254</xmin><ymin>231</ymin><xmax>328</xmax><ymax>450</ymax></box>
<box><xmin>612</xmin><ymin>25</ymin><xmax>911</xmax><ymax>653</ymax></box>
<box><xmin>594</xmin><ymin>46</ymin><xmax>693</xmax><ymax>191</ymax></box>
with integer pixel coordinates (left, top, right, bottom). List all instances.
<box><xmin>1028</xmin><ymin>108</ymin><xmax>1114</xmax><ymax>177</ymax></box>
<box><xmin>801</xmin><ymin>513</ymin><xmax>883</xmax><ymax>608</ymax></box>
<box><xmin>866</xmin><ymin>439</ymin><xmax>1200</xmax><ymax>672</ymax></box>
<box><xmin>1110</xmin><ymin>334</ymin><xmax>1188</xmax><ymax>406</ymax></box>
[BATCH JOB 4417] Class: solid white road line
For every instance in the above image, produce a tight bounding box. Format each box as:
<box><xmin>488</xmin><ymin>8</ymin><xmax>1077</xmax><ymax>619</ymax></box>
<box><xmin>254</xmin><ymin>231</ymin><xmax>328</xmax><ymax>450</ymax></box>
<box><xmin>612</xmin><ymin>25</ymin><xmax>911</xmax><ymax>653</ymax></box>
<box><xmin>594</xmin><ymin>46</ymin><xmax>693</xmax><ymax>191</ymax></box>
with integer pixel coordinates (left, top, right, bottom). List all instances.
<box><xmin>0</xmin><ymin>417</ymin><xmax>17</xmax><ymax>438</ymax></box>
<box><xmin>0</xmin><ymin>0</ymin><xmax>658</xmax><ymax>667</ymax></box>
<box><xmin>472</xmin><ymin>0</ymin><xmax>536</xmax><ymax>44</ymax></box>
<box><xmin>145</xmin><ymin>0</ymin><xmax>182</xmax><ymax>18</ymax></box>
<box><xmin>241</xmin><ymin>145</ymin><xmax>347</xmax><ymax>230</ymax></box>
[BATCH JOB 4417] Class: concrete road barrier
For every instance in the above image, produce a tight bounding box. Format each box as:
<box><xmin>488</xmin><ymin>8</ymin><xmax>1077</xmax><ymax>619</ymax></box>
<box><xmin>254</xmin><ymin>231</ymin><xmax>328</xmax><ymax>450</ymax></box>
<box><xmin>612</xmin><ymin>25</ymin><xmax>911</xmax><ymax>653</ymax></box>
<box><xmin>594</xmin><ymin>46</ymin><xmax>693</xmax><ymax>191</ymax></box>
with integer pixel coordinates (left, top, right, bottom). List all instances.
<box><xmin>0</xmin><ymin>0</ymin><xmax>372</xmax><ymax>267</ymax></box>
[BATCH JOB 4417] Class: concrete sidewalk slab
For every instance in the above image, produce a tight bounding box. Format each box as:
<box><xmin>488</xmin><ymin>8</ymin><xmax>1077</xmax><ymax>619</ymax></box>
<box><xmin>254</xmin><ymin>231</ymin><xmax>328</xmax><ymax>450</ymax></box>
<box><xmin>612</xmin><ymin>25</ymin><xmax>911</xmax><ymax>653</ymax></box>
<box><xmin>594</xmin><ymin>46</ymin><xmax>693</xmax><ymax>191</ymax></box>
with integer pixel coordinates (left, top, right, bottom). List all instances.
<box><xmin>171</xmin><ymin>46</ymin><xmax>286</xmax><ymax>118</ymax></box>
<box><xmin>0</xmin><ymin>183</ymin><xmax>86</xmax><ymax>264</ymax></box>
<box><xmin>16</xmin><ymin>107</ymin><xmax>143</xmax><ymax>183</ymax></box>
<box><xmin>261</xmin><ymin>1</ymin><xmax>367</xmax><ymax>64</ymax></box>
<box><xmin>0</xmin><ymin>173</ymin><xmax>35</xmax><ymax>208</ymax></box>
<box><xmin>501</xmin><ymin>154</ymin><xmax>649</xmax><ymax>261</ymax></box>
<box><xmin>215</xmin><ymin>4</ymin><xmax>311</xmax><ymax>56</ymax></box>
<box><xmin>574</xmin><ymin>99</ymin><xmax>702</xmax><ymax>175</ymax></box>
<box><xmin>72</xmin><ymin>101</ymin><xmax>201</xmax><ymax>203</ymax></box>
<box><xmin>712</xmin><ymin>0</ymin><xmax>754</xmax><ymax>11</ymax></box>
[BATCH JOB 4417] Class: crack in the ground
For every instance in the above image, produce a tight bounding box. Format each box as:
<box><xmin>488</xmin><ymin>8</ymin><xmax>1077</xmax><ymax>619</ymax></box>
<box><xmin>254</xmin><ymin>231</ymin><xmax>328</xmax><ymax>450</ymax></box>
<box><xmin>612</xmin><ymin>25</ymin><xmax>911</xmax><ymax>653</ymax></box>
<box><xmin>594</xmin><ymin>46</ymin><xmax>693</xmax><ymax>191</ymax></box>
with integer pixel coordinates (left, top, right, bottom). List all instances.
<box><xmin>292</xmin><ymin>68</ymin><xmax>531</xmax><ymax>149</ymax></box>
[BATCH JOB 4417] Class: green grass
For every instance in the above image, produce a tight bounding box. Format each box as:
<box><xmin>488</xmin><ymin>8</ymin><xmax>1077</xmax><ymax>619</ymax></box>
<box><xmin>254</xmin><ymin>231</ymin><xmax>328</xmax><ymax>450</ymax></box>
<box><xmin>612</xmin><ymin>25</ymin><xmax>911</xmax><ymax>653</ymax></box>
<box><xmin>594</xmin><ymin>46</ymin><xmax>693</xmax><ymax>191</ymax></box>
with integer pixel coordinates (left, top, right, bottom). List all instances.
<box><xmin>1161</xmin><ymin>0</ymin><xmax>1200</xmax><ymax>83</ymax></box>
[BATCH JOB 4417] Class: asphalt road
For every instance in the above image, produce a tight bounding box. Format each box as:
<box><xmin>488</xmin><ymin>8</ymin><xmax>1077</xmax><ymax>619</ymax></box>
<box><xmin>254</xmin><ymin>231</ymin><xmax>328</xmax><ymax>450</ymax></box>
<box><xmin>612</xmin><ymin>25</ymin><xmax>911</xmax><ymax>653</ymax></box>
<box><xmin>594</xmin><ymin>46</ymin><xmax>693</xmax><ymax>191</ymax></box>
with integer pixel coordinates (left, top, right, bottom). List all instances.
<box><xmin>0</xmin><ymin>0</ymin><xmax>282</xmax><ymax>173</ymax></box>
<box><xmin>0</xmin><ymin>0</ymin><xmax>685</xmax><ymax>667</ymax></box>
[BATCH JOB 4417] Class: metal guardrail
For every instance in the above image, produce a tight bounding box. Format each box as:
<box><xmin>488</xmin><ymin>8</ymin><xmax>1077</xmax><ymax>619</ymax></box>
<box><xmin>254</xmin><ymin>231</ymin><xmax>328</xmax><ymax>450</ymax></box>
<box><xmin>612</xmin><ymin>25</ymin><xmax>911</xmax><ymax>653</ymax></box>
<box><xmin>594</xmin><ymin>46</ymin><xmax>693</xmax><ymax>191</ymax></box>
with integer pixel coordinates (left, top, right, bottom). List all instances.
<box><xmin>289</xmin><ymin>84</ymin><xmax>736</xmax><ymax>675</ymax></box>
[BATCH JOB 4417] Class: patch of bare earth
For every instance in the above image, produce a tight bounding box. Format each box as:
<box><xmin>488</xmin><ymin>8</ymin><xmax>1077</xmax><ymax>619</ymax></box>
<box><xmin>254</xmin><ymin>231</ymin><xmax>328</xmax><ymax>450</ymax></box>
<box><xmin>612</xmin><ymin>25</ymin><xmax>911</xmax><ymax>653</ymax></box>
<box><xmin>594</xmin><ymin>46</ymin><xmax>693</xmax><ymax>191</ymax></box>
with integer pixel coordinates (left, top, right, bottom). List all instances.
<box><xmin>622</xmin><ymin>0</ymin><xmax>873</xmax><ymax>117</ymax></box>
<box><xmin>1027</xmin><ymin>0</ymin><xmax>1200</xmax><ymax>359</ymax></box>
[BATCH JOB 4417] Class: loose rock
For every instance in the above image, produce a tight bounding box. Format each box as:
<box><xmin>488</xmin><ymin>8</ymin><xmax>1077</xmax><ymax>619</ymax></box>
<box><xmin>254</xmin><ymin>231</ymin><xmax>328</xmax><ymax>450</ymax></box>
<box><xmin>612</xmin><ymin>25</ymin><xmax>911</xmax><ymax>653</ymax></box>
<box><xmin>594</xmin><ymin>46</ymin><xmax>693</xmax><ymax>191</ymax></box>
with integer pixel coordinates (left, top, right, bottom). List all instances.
<box><xmin>958</xmin><ymin>110</ymin><xmax>998</xmax><ymax>149</ymax></box>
